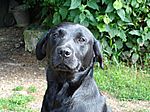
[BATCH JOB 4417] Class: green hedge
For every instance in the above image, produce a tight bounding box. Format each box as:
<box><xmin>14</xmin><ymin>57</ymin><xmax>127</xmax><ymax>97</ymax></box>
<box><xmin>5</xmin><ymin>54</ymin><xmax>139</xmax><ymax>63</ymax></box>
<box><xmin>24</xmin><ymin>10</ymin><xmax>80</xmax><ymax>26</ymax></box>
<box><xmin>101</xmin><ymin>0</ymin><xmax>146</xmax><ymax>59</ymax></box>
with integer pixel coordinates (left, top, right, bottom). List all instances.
<box><xmin>24</xmin><ymin>0</ymin><xmax>150</xmax><ymax>66</ymax></box>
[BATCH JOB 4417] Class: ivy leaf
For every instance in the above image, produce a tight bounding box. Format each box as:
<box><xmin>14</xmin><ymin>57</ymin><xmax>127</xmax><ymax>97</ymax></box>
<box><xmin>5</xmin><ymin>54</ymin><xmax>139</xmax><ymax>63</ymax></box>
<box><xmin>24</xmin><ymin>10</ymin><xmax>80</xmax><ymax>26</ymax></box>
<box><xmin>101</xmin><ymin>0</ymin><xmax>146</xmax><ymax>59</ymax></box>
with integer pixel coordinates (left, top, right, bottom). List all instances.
<box><xmin>143</xmin><ymin>32</ymin><xmax>150</xmax><ymax>41</ymax></box>
<box><xmin>144</xmin><ymin>40</ymin><xmax>149</xmax><ymax>47</ymax></box>
<box><xmin>108</xmin><ymin>13</ymin><xmax>116</xmax><ymax>21</ymax></box>
<box><xmin>105</xmin><ymin>46</ymin><xmax>113</xmax><ymax>56</ymax></box>
<box><xmin>137</xmin><ymin>38</ymin><xmax>144</xmax><ymax>46</ymax></box>
<box><xmin>52</xmin><ymin>12</ymin><xmax>61</xmax><ymax>25</ymax></box>
<box><xmin>74</xmin><ymin>16</ymin><xmax>79</xmax><ymax>23</ymax></box>
<box><xmin>87</xmin><ymin>0</ymin><xmax>99</xmax><ymax>10</ymax></box>
<box><xmin>129</xmin><ymin>30</ymin><xmax>140</xmax><ymax>36</ymax></box>
<box><xmin>101</xmin><ymin>38</ymin><xmax>108</xmax><ymax>48</ymax></box>
<box><xmin>96</xmin><ymin>15</ymin><xmax>104</xmax><ymax>22</ymax></box>
<box><xmin>132</xmin><ymin>53</ymin><xmax>139</xmax><ymax>64</ymax></box>
<box><xmin>103</xmin><ymin>14</ymin><xmax>111</xmax><ymax>24</ymax></box>
<box><xmin>63</xmin><ymin>0</ymin><xmax>71</xmax><ymax>6</ymax></box>
<box><xmin>137</xmin><ymin>0</ymin><xmax>142</xmax><ymax>3</ymax></box>
<box><xmin>97</xmin><ymin>23</ymin><xmax>106</xmax><ymax>32</ymax></box>
<box><xmin>122</xmin><ymin>51</ymin><xmax>132</xmax><ymax>58</ymax></box>
<box><xmin>113</xmin><ymin>0</ymin><xmax>123</xmax><ymax>10</ymax></box>
<box><xmin>115</xmin><ymin>39</ymin><xmax>123</xmax><ymax>49</ymax></box>
<box><xmin>125</xmin><ymin>5</ymin><xmax>132</xmax><ymax>14</ymax></box>
<box><xmin>85</xmin><ymin>10</ymin><xmax>96</xmax><ymax>23</ymax></box>
<box><xmin>124</xmin><ymin>14</ymin><xmax>132</xmax><ymax>23</ymax></box>
<box><xmin>68</xmin><ymin>9</ymin><xmax>80</xmax><ymax>21</ymax></box>
<box><xmin>79</xmin><ymin>4</ymin><xmax>86</xmax><ymax>12</ymax></box>
<box><xmin>102</xmin><ymin>0</ymin><xmax>111</xmax><ymax>4</ymax></box>
<box><xmin>42</xmin><ymin>16</ymin><xmax>52</xmax><ymax>27</ymax></box>
<box><xmin>102</xmin><ymin>0</ymin><xmax>107</xmax><ymax>4</ymax></box>
<box><xmin>69</xmin><ymin>0</ymin><xmax>81</xmax><ymax>10</ymax></box>
<box><xmin>79</xmin><ymin>13</ymin><xmax>86</xmax><ymax>22</ymax></box>
<box><xmin>41</xmin><ymin>7</ymin><xmax>48</xmax><ymax>18</ymax></box>
<box><xmin>59</xmin><ymin>7</ymin><xmax>68</xmax><ymax>20</ymax></box>
<box><xmin>146</xmin><ymin>19</ymin><xmax>150</xmax><ymax>28</ymax></box>
<box><xmin>117</xmin><ymin>9</ymin><xmax>125</xmax><ymax>21</ymax></box>
<box><xmin>106</xmin><ymin>25</ymin><xmax>119</xmax><ymax>38</ymax></box>
<box><xmin>126</xmin><ymin>42</ymin><xmax>134</xmax><ymax>48</ymax></box>
<box><xmin>80</xmin><ymin>19</ymin><xmax>89</xmax><ymax>27</ymax></box>
<box><xmin>131</xmin><ymin>0</ymin><xmax>137</xmax><ymax>7</ymax></box>
<box><xmin>118</xmin><ymin>30</ymin><xmax>127</xmax><ymax>41</ymax></box>
<box><xmin>105</xmin><ymin>2</ymin><xmax>114</xmax><ymax>13</ymax></box>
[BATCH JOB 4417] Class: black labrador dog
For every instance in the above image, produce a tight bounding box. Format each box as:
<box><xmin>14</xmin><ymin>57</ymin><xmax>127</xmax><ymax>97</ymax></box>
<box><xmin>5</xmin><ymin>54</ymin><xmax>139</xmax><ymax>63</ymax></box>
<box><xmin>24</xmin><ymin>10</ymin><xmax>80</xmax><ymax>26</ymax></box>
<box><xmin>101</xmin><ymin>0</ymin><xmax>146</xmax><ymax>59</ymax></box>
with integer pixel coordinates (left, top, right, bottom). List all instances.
<box><xmin>36</xmin><ymin>22</ymin><xmax>111</xmax><ymax>112</ymax></box>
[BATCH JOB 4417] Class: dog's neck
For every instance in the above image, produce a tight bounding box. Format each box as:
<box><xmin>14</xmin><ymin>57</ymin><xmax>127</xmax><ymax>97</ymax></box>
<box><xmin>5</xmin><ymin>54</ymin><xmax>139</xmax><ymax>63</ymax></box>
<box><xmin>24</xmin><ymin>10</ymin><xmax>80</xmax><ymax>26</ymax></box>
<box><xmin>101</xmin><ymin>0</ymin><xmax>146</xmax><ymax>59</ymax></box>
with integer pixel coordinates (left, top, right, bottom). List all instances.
<box><xmin>45</xmin><ymin>65</ymin><xmax>94</xmax><ymax>110</ymax></box>
<box><xmin>46</xmin><ymin>65</ymin><xmax>93</xmax><ymax>93</ymax></box>
<box><xmin>47</xmin><ymin>62</ymin><xmax>93</xmax><ymax>82</ymax></box>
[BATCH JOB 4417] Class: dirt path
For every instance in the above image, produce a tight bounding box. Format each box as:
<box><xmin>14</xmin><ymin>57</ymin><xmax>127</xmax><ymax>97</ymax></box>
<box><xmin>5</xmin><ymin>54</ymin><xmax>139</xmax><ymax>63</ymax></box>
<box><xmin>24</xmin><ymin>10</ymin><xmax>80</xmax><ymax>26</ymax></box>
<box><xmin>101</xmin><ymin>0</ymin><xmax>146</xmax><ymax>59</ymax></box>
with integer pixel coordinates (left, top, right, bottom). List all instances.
<box><xmin>0</xmin><ymin>27</ymin><xmax>150</xmax><ymax>112</ymax></box>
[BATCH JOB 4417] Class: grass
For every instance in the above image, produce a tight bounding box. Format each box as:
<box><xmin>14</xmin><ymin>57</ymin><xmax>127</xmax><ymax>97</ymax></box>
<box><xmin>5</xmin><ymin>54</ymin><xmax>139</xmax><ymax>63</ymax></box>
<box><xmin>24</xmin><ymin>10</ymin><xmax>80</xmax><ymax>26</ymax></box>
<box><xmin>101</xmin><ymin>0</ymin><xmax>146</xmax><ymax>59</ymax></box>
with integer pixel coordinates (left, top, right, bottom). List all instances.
<box><xmin>94</xmin><ymin>63</ymin><xmax>150</xmax><ymax>101</ymax></box>
<box><xmin>0</xmin><ymin>94</ymin><xmax>34</xmax><ymax>112</ymax></box>
<box><xmin>138</xmin><ymin>110</ymin><xmax>150</xmax><ymax>112</ymax></box>
<box><xmin>0</xmin><ymin>63</ymin><xmax>149</xmax><ymax>111</ymax></box>
<box><xmin>27</xmin><ymin>86</ymin><xmax>37</xmax><ymax>93</ymax></box>
<box><xmin>127</xmin><ymin>109</ymin><xmax>150</xmax><ymax>112</ymax></box>
<box><xmin>0</xmin><ymin>86</ymin><xmax>38</xmax><ymax>112</ymax></box>
<box><xmin>12</xmin><ymin>86</ymin><xmax>24</xmax><ymax>91</ymax></box>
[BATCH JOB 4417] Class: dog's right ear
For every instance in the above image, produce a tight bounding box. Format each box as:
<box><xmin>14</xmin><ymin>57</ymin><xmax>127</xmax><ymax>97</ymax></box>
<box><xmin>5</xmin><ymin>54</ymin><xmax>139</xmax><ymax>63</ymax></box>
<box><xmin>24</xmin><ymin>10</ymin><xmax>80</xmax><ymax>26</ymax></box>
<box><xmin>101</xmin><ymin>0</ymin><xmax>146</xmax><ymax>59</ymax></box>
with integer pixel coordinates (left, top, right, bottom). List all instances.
<box><xmin>93</xmin><ymin>39</ymin><xmax>104</xmax><ymax>69</ymax></box>
<box><xmin>36</xmin><ymin>30</ymin><xmax>50</xmax><ymax>60</ymax></box>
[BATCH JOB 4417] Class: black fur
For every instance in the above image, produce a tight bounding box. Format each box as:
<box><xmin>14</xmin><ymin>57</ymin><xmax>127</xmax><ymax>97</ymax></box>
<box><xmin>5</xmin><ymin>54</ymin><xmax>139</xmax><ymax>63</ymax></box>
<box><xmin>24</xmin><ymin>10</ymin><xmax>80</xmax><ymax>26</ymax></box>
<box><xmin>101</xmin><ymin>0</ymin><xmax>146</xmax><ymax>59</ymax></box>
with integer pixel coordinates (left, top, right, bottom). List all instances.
<box><xmin>36</xmin><ymin>22</ymin><xmax>111</xmax><ymax>112</ymax></box>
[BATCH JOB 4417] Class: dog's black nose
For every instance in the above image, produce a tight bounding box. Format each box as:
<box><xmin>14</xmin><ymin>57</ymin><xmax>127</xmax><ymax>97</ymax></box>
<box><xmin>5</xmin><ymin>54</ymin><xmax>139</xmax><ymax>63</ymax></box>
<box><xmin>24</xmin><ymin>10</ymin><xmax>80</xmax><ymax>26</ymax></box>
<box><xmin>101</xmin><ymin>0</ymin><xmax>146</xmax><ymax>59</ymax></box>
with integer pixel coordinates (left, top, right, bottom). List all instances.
<box><xmin>57</xmin><ymin>47</ymin><xmax>72</xmax><ymax>58</ymax></box>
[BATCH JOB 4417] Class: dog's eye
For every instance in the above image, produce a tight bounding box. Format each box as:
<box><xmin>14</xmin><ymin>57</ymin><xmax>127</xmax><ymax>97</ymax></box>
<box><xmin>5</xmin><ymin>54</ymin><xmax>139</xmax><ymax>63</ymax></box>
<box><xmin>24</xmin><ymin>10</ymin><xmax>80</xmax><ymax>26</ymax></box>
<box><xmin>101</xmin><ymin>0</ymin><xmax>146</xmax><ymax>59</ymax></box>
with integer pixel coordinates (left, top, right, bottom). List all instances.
<box><xmin>52</xmin><ymin>29</ymin><xmax>65</xmax><ymax>40</ymax></box>
<box><xmin>76</xmin><ymin>36</ymin><xmax>86</xmax><ymax>43</ymax></box>
<box><xmin>52</xmin><ymin>33</ymin><xmax>59</xmax><ymax>39</ymax></box>
<box><xmin>58</xmin><ymin>29</ymin><xmax>65</xmax><ymax>37</ymax></box>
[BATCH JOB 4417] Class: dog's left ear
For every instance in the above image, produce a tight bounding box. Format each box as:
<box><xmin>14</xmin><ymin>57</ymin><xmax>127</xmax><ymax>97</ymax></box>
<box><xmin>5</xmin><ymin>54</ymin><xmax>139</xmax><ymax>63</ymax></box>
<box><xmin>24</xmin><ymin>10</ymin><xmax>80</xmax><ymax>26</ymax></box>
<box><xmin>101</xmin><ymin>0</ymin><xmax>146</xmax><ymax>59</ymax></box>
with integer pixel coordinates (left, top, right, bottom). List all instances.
<box><xmin>93</xmin><ymin>39</ymin><xmax>104</xmax><ymax>69</ymax></box>
<box><xmin>36</xmin><ymin>30</ymin><xmax>50</xmax><ymax>60</ymax></box>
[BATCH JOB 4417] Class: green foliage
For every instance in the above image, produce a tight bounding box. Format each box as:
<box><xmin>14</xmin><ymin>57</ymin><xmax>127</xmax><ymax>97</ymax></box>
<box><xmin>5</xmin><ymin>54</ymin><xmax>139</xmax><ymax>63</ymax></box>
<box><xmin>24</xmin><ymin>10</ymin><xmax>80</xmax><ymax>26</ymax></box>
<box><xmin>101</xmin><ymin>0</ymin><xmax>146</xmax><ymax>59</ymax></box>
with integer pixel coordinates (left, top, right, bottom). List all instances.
<box><xmin>0</xmin><ymin>85</ymin><xmax>38</xmax><ymax>112</ymax></box>
<box><xmin>0</xmin><ymin>94</ymin><xmax>34</xmax><ymax>111</ymax></box>
<box><xmin>24</xmin><ymin>0</ymin><xmax>150</xmax><ymax>66</ymax></box>
<box><xmin>94</xmin><ymin>63</ymin><xmax>150</xmax><ymax>100</ymax></box>
<box><xmin>27</xmin><ymin>86</ymin><xmax>37</xmax><ymax>93</ymax></box>
<box><xmin>12</xmin><ymin>86</ymin><xmax>24</xmax><ymax>91</ymax></box>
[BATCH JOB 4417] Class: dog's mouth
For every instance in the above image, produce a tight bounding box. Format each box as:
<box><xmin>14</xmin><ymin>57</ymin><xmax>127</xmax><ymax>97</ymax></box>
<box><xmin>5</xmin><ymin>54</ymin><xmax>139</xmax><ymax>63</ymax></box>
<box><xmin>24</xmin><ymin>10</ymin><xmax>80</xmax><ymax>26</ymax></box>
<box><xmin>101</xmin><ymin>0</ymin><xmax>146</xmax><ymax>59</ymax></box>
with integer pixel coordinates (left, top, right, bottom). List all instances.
<box><xmin>53</xmin><ymin>62</ymin><xmax>81</xmax><ymax>73</ymax></box>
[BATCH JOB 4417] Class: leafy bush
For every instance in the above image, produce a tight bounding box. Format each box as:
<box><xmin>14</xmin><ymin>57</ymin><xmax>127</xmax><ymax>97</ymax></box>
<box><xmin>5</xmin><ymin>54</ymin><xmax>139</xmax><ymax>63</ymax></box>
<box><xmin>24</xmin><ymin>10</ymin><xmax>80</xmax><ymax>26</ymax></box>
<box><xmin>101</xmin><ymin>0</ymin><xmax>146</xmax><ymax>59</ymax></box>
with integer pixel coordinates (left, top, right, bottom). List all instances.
<box><xmin>24</xmin><ymin>0</ymin><xmax>150</xmax><ymax>66</ymax></box>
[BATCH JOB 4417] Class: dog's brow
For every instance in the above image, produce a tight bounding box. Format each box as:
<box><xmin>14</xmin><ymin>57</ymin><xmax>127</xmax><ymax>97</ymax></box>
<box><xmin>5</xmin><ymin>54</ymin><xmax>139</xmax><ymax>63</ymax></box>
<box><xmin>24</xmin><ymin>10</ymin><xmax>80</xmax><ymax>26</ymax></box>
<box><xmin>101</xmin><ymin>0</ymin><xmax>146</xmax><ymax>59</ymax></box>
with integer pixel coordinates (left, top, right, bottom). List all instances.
<box><xmin>76</xmin><ymin>32</ymin><xmax>83</xmax><ymax>37</ymax></box>
<box><xmin>58</xmin><ymin>28</ymin><xmax>65</xmax><ymax>33</ymax></box>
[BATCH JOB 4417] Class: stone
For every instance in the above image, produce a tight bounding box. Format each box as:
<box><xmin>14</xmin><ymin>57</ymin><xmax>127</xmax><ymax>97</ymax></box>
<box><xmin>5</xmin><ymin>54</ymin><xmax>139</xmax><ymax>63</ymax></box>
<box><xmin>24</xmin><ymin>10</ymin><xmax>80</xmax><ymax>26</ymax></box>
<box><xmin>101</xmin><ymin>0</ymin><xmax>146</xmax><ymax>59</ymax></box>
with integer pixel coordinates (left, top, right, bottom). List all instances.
<box><xmin>23</xmin><ymin>29</ymin><xmax>47</xmax><ymax>53</ymax></box>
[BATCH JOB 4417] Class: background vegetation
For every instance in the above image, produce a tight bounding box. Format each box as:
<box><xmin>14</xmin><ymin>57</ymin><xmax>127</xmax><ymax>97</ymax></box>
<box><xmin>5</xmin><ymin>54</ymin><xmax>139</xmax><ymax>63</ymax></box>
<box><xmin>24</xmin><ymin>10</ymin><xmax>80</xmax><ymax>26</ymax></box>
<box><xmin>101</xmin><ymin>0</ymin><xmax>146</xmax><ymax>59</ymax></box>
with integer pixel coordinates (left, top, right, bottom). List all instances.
<box><xmin>22</xmin><ymin>0</ymin><xmax>150</xmax><ymax>101</ymax></box>
<box><xmin>24</xmin><ymin>0</ymin><xmax>150</xmax><ymax>68</ymax></box>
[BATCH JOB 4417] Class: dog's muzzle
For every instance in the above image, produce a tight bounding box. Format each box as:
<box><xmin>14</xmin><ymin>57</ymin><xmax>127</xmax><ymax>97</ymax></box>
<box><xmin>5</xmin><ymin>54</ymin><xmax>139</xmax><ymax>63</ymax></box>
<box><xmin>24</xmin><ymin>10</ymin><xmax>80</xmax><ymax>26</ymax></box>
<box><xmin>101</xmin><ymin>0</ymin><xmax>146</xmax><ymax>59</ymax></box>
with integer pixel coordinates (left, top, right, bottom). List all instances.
<box><xmin>52</xmin><ymin>46</ymin><xmax>80</xmax><ymax>72</ymax></box>
<box><xmin>57</xmin><ymin>47</ymin><xmax>72</xmax><ymax>58</ymax></box>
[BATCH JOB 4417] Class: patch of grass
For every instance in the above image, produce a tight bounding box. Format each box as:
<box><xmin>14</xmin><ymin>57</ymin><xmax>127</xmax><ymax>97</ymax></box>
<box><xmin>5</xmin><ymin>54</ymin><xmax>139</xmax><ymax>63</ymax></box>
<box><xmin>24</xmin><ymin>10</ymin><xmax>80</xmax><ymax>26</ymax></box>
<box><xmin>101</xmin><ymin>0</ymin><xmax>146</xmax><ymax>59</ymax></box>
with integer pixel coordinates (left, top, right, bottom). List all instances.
<box><xmin>128</xmin><ymin>109</ymin><xmax>150</xmax><ymax>112</ymax></box>
<box><xmin>27</xmin><ymin>86</ymin><xmax>37</xmax><ymax>93</ymax></box>
<box><xmin>137</xmin><ymin>110</ymin><xmax>150</xmax><ymax>112</ymax></box>
<box><xmin>12</xmin><ymin>86</ymin><xmax>24</xmax><ymax>91</ymax></box>
<box><xmin>0</xmin><ymin>94</ymin><xmax>34</xmax><ymax>112</ymax></box>
<box><xmin>94</xmin><ymin>63</ymin><xmax>150</xmax><ymax>101</ymax></box>
<box><xmin>0</xmin><ymin>84</ymin><xmax>38</xmax><ymax>112</ymax></box>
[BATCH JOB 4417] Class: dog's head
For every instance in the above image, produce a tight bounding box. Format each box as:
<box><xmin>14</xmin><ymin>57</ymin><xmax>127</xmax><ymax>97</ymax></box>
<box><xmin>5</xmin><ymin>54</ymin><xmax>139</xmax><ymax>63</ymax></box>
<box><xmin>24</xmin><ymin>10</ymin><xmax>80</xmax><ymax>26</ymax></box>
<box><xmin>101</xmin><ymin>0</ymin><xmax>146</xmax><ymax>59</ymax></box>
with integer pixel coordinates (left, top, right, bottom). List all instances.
<box><xmin>36</xmin><ymin>22</ymin><xmax>103</xmax><ymax>73</ymax></box>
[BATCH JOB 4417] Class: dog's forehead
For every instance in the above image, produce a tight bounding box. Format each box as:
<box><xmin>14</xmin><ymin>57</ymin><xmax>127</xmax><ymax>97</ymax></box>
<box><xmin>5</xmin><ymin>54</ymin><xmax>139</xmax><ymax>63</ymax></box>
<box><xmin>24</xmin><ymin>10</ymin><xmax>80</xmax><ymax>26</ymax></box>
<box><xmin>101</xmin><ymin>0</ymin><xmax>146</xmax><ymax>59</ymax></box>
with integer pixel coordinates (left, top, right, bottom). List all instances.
<box><xmin>56</xmin><ymin>23</ymin><xmax>94</xmax><ymax>39</ymax></box>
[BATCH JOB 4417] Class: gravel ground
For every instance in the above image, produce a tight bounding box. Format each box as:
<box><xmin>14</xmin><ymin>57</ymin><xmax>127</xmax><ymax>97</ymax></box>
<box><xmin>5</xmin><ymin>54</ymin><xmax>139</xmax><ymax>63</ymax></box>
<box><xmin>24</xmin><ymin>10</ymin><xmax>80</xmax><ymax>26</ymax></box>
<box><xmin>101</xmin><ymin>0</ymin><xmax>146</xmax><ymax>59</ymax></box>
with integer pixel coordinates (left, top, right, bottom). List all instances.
<box><xmin>0</xmin><ymin>27</ymin><xmax>150</xmax><ymax>112</ymax></box>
